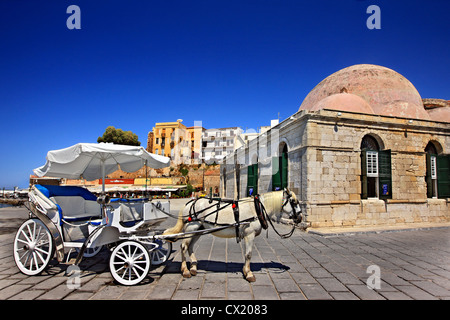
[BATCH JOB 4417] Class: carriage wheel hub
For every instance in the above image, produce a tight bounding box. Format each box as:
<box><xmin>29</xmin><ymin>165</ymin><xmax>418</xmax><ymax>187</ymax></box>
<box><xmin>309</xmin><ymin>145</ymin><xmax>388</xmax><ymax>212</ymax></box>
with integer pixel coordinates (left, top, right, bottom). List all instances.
<box><xmin>125</xmin><ymin>260</ymin><xmax>134</xmax><ymax>269</ymax></box>
<box><xmin>27</xmin><ymin>242</ymin><xmax>36</xmax><ymax>252</ymax></box>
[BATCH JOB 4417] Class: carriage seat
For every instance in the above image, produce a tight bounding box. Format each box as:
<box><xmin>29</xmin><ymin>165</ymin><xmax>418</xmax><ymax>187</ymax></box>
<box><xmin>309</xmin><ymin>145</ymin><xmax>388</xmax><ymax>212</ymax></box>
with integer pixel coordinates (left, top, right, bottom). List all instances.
<box><xmin>35</xmin><ymin>185</ymin><xmax>102</xmax><ymax>223</ymax></box>
<box><xmin>33</xmin><ymin>185</ymin><xmax>103</xmax><ymax>242</ymax></box>
<box><xmin>110</xmin><ymin>198</ymin><xmax>145</xmax><ymax>228</ymax></box>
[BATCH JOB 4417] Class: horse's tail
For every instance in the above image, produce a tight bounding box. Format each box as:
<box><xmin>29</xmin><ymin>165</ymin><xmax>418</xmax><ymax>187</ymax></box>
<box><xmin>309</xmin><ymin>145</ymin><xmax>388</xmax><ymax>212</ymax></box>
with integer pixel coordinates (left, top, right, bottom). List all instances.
<box><xmin>162</xmin><ymin>207</ymin><xmax>185</xmax><ymax>238</ymax></box>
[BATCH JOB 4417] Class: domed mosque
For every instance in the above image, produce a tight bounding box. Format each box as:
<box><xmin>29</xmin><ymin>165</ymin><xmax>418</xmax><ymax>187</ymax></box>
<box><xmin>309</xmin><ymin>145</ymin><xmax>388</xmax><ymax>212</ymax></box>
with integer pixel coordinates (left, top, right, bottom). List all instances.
<box><xmin>221</xmin><ymin>63</ymin><xmax>450</xmax><ymax>231</ymax></box>
<box><xmin>299</xmin><ymin>64</ymin><xmax>449</xmax><ymax>122</ymax></box>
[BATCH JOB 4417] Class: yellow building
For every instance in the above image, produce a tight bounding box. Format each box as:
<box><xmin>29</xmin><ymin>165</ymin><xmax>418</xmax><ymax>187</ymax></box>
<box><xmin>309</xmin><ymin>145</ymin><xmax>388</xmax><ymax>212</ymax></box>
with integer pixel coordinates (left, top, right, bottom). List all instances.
<box><xmin>186</xmin><ymin>125</ymin><xmax>205</xmax><ymax>163</ymax></box>
<box><xmin>148</xmin><ymin>120</ymin><xmax>204</xmax><ymax>164</ymax></box>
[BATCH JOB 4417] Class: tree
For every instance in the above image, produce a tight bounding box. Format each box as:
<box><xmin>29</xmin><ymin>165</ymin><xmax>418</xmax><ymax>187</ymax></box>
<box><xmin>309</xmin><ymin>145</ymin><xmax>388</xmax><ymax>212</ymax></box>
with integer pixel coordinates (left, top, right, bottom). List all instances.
<box><xmin>97</xmin><ymin>126</ymin><xmax>141</xmax><ymax>146</ymax></box>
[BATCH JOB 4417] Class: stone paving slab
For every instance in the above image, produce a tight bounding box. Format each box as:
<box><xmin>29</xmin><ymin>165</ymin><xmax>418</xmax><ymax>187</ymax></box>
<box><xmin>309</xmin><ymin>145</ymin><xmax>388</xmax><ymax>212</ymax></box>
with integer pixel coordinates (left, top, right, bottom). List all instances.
<box><xmin>0</xmin><ymin>204</ymin><xmax>449</xmax><ymax>301</ymax></box>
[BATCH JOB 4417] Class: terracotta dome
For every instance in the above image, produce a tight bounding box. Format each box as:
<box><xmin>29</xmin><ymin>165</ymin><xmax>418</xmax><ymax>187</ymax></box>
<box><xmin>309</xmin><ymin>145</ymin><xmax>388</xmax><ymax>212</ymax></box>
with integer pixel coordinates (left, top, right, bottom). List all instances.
<box><xmin>308</xmin><ymin>92</ymin><xmax>375</xmax><ymax>114</ymax></box>
<box><xmin>299</xmin><ymin>64</ymin><xmax>431</xmax><ymax>120</ymax></box>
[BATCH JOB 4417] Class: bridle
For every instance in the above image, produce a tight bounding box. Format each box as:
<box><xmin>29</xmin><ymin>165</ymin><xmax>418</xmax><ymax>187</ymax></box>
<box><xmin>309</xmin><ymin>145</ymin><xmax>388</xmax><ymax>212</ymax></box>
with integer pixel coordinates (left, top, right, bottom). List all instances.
<box><xmin>254</xmin><ymin>189</ymin><xmax>302</xmax><ymax>239</ymax></box>
<box><xmin>281</xmin><ymin>189</ymin><xmax>302</xmax><ymax>224</ymax></box>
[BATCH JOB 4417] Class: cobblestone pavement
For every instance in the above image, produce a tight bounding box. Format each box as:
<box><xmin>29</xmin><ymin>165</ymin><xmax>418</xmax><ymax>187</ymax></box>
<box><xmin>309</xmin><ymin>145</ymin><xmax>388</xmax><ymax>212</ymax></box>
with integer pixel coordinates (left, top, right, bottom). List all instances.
<box><xmin>0</xmin><ymin>202</ymin><xmax>449</xmax><ymax>300</ymax></box>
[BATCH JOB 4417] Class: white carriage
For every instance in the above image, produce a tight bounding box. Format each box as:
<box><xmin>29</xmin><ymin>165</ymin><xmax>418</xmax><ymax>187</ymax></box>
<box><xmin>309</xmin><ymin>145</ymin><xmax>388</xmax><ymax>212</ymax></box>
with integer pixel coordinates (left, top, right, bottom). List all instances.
<box><xmin>13</xmin><ymin>143</ymin><xmax>174</xmax><ymax>285</ymax></box>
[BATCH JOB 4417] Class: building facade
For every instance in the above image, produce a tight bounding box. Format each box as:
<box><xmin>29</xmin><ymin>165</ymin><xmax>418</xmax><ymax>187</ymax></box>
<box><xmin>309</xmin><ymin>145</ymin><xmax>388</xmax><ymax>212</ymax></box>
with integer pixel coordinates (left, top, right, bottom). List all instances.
<box><xmin>147</xmin><ymin>120</ymin><xmax>205</xmax><ymax>164</ymax></box>
<box><xmin>202</xmin><ymin>127</ymin><xmax>243</xmax><ymax>163</ymax></box>
<box><xmin>221</xmin><ymin>64</ymin><xmax>450</xmax><ymax>229</ymax></box>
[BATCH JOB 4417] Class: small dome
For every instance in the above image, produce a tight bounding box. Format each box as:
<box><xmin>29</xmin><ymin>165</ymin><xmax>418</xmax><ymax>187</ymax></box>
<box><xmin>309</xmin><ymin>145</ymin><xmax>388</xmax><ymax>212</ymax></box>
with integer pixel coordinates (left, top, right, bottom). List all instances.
<box><xmin>299</xmin><ymin>64</ymin><xmax>431</xmax><ymax>120</ymax></box>
<box><xmin>308</xmin><ymin>93</ymin><xmax>375</xmax><ymax>114</ymax></box>
<box><xmin>427</xmin><ymin>107</ymin><xmax>450</xmax><ymax>123</ymax></box>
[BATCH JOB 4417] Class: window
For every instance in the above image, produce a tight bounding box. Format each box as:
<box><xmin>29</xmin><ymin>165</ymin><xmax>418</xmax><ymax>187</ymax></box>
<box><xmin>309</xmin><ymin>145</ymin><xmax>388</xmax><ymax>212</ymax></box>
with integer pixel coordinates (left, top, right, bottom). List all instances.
<box><xmin>425</xmin><ymin>142</ymin><xmax>450</xmax><ymax>199</ymax></box>
<box><xmin>155</xmin><ymin>148</ymin><xmax>159</xmax><ymax>155</ymax></box>
<box><xmin>366</xmin><ymin>151</ymin><xmax>378</xmax><ymax>177</ymax></box>
<box><xmin>361</xmin><ymin>135</ymin><xmax>392</xmax><ymax>199</ymax></box>
<box><xmin>155</xmin><ymin>138</ymin><xmax>159</xmax><ymax>144</ymax></box>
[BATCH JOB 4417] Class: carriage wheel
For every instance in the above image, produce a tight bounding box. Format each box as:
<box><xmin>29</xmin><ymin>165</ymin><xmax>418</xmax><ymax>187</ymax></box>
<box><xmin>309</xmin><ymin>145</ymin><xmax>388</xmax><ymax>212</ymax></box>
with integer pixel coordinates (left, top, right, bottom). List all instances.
<box><xmin>13</xmin><ymin>219</ymin><xmax>54</xmax><ymax>275</ymax></box>
<box><xmin>151</xmin><ymin>239</ymin><xmax>172</xmax><ymax>266</ymax></box>
<box><xmin>109</xmin><ymin>241</ymin><xmax>151</xmax><ymax>286</ymax></box>
<box><xmin>76</xmin><ymin>245</ymin><xmax>103</xmax><ymax>258</ymax></box>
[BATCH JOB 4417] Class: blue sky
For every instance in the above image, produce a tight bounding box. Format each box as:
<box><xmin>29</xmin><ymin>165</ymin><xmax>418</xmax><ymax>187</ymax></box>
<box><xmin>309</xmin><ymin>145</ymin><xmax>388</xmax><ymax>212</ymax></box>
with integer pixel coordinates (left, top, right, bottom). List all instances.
<box><xmin>0</xmin><ymin>0</ymin><xmax>449</xmax><ymax>189</ymax></box>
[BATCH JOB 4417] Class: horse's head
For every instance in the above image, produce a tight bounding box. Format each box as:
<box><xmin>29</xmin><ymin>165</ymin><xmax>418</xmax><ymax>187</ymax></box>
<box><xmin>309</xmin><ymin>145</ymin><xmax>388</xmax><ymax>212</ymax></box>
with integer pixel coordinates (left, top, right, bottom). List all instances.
<box><xmin>281</xmin><ymin>188</ymin><xmax>302</xmax><ymax>224</ymax></box>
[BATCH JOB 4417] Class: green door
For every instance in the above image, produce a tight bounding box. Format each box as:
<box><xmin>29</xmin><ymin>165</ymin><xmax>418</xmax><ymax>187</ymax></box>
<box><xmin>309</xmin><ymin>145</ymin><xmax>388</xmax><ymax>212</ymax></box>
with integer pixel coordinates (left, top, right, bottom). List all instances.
<box><xmin>272</xmin><ymin>147</ymin><xmax>288</xmax><ymax>191</ymax></box>
<box><xmin>281</xmin><ymin>149</ymin><xmax>288</xmax><ymax>189</ymax></box>
<box><xmin>247</xmin><ymin>163</ymin><xmax>258</xmax><ymax>196</ymax></box>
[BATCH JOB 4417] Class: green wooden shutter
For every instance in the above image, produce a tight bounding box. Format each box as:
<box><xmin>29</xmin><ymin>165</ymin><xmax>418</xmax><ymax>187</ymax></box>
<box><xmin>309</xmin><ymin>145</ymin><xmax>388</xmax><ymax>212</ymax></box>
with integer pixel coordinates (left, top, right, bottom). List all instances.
<box><xmin>281</xmin><ymin>151</ymin><xmax>288</xmax><ymax>189</ymax></box>
<box><xmin>378</xmin><ymin>149</ymin><xmax>392</xmax><ymax>200</ymax></box>
<box><xmin>361</xmin><ymin>150</ymin><xmax>368</xmax><ymax>199</ymax></box>
<box><xmin>437</xmin><ymin>155</ymin><xmax>450</xmax><ymax>198</ymax></box>
<box><xmin>272</xmin><ymin>157</ymin><xmax>281</xmax><ymax>191</ymax></box>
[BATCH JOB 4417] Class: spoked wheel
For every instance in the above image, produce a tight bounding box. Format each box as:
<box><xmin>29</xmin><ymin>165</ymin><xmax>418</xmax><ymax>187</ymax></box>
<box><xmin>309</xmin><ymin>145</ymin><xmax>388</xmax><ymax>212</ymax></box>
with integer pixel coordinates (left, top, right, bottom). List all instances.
<box><xmin>151</xmin><ymin>239</ymin><xmax>172</xmax><ymax>266</ymax></box>
<box><xmin>76</xmin><ymin>245</ymin><xmax>103</xmax><ymax>258</ymax></box>
<box><xmin>13</xmin><ymin>219</ymin><xmax>54</xmax><ymax>275</ymax></box>
<box><xmin>109</xmin><ymin>241</ymin><xmax>151</xmax><ymax>286</ymax></box>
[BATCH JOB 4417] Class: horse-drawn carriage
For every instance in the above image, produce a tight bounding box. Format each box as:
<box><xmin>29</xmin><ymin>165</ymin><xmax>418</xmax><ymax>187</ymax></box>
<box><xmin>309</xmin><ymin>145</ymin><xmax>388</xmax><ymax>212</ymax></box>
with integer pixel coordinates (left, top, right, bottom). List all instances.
<box><xmin>15</xmin><ymin>184</ymin><xmax>172</xmax><ymax>285</ymax></box>
<box><xmin>13</xmin><ymin>143</ymin><xmax>305</xmax><ymax>285</ymax></box>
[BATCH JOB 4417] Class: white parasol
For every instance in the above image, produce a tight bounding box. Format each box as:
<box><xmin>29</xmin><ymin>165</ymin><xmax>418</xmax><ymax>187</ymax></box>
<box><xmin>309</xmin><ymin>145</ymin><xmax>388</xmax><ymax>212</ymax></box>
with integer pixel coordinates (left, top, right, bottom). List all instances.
<box><xmin>34</xmin><ymin>143</ymin><xmax>170</xmax><ymax>194</ymax></box>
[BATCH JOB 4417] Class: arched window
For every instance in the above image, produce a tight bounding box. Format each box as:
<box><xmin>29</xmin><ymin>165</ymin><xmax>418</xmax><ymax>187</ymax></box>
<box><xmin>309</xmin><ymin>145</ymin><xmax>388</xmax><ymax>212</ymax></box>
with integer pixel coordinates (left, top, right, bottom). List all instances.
<box><xmin>361</xmin><ymin>135</ymin><xmax>392</xmax><ymax>199</ymax></box>
<box><xmin>360</xmin><ymin>135</ymin><xmax>379</xmax><ymax>151</ymax></box>
<box><xmin>272</xmin><ymin>144</ymin><xmax>288</xmax><ymax>191</ymax></box>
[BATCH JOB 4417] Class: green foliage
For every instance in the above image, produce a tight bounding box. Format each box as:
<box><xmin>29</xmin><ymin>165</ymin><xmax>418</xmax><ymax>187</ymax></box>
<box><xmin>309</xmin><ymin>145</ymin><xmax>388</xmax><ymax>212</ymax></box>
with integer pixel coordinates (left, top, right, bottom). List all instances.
<box><xmin>180</xmin><ymin>167</ymin><xmax>189</xmax><ymax>177</ymax></box>
<box><xmin>97</xmin><ymin>126</ymin><xmax>141</xmax><ymax>146</ymax></box>
<box><xmin>180</xmin><ymin>184</ymin><xmax>194</xmax><ymax>197</ymax></box>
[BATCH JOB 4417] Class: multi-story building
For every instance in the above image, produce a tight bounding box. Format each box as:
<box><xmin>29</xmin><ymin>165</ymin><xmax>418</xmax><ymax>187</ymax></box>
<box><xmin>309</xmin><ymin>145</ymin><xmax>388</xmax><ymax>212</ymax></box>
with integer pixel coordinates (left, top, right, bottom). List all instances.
<box><xmin>148</xmin><ymin>119</ymin><xmax>187</xmax><ymax>159</ymax></box>
<box><xmin>186</xmin><ymin>125</ymin><xmax>205</xmax><ymax>164</ymax></box>
<box><xmin>202</xmin><ymin>127</ymin><xmax>243</xmax><ymax>163</ymax></box>
<box><xmin>148</xmin><ymin>120</ymin><xmax>205</xmax><ymax>164</ymax></box>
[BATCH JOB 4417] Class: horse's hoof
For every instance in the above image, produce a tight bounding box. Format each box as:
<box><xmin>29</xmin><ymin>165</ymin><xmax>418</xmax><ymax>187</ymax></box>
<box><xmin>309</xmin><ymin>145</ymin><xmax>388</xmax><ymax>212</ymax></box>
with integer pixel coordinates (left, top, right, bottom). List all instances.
<box><xmin>182</xmin><ymin>270</ymin><xmax>192</xmax><ymax>278</ymax></box>
<box><xmin>246</xmin><ymin>275</ymin><xmax>256</xmax><ymax>282</ymax></box>
<box><xmin>190</xmin><ymin>268</ymin><xmax>197</xmax><ymax>276</ymax></box>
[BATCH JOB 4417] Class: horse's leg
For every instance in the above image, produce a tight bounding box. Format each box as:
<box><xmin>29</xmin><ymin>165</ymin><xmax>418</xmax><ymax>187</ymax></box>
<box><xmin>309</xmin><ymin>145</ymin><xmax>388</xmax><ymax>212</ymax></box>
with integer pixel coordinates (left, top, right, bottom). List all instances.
<box><xmin>187</xmin><ymin>235</ymin><xmax>200</xmax><ymax>276</ymax></box>
<box><xmin>242</xmin><ymin>232</ymin><xmax>256</xmax><ymax>282</ymax></box>
<box><xmin>180</xmin><ymin>222</ymin><xmax>202</xmax><ymax>278</ymax></box>
<box><xmin>180</xmin><ymin>237</ymin><xmax>192</xmax><ymax>278</ymax></box>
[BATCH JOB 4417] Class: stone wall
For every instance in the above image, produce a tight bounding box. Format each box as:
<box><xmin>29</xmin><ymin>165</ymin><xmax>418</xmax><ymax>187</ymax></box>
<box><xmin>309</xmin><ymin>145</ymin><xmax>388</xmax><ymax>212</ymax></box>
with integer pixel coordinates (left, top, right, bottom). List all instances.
<box><xmin>221</xmin><ymin>109</ymin><xmax>450</xmax><ymax>228</ymax></box>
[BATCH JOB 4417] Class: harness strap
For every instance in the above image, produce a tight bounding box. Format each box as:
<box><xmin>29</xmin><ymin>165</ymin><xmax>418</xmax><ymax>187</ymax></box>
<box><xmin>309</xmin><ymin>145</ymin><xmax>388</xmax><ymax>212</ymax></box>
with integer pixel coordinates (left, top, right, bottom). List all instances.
<box><xmin>254</xmin><ymin>196</ymin><xmax>268</xmax><ymax>230</ymax></box>
<box><xmin>232</xmin><ymin>201</ymin><xmax>240</xmax><ymax>243</ymax></box>
<box><xmin>259</xmin><ymin>199</ymin><xmax>296</xmax><ymax>239</ymax></box>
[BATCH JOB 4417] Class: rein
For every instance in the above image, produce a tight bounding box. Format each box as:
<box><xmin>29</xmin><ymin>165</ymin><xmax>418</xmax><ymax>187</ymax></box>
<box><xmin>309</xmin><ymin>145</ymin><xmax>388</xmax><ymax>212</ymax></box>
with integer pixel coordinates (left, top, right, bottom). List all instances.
<box><xmin>255</xmin><ymin>195</ymin><xmax>297</xmax><ymax>239</ymax></box>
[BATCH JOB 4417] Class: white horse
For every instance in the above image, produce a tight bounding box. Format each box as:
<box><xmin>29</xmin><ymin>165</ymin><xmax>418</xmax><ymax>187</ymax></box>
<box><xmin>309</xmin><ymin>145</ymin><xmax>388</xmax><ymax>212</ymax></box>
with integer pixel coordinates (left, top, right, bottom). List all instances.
<box><xmin>163</xmin><ymin>189</ymin><xmax>301</xmax><ymax>282</ymax></box>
